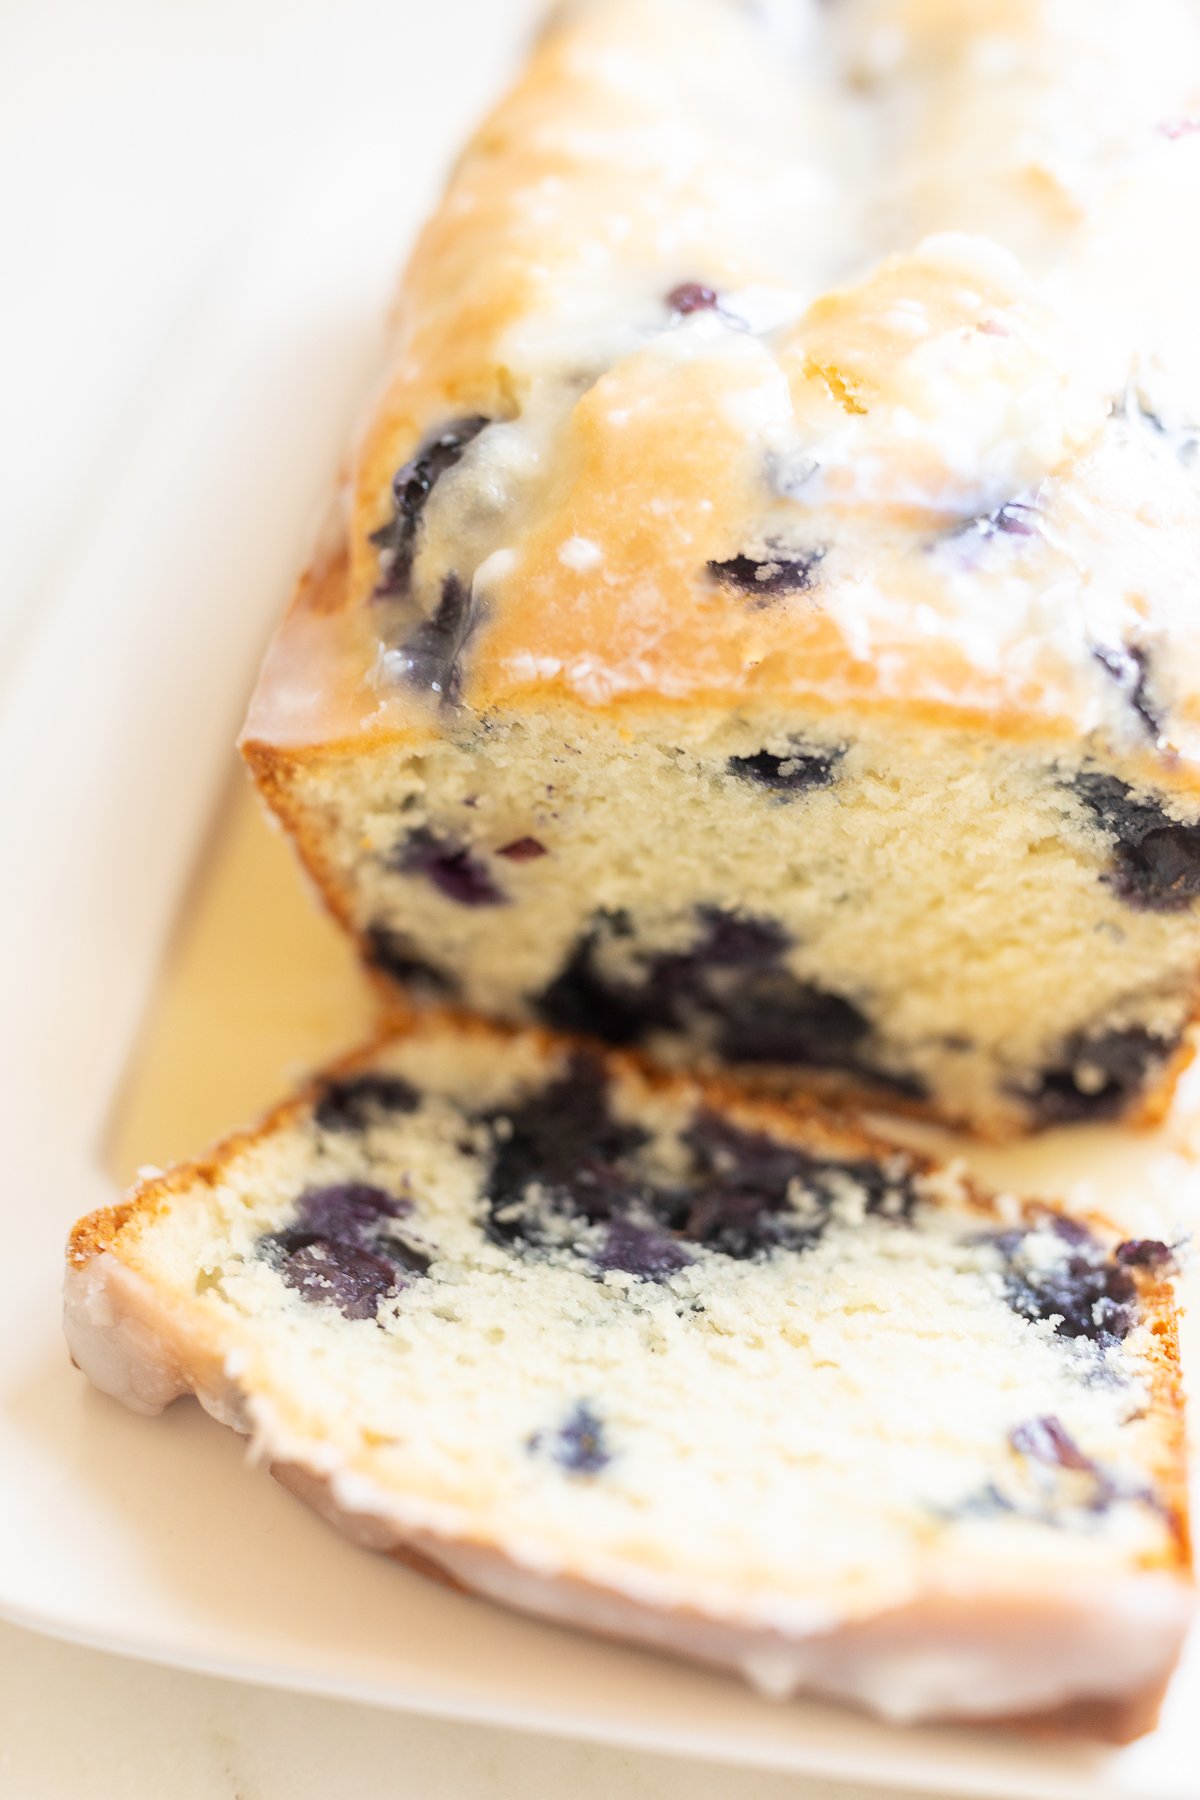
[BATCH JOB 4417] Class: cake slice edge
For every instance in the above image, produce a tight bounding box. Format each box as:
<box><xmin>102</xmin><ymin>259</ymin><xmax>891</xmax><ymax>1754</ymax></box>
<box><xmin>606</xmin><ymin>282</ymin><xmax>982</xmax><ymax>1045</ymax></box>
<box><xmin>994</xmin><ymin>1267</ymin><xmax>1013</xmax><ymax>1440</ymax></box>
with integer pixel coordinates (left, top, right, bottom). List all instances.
<box><xmin>64</xmin><ymin>1017</ymin><xmax>1194</xmax><ymax>1743</ymax></box>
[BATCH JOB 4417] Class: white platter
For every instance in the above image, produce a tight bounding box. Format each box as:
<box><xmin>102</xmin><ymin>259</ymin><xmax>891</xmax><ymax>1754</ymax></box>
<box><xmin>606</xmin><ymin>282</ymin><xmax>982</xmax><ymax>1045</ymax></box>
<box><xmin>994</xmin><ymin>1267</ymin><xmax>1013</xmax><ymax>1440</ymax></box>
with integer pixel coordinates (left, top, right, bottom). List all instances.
<box><xmin>3</xmin><ymin>40</ymin><xmax>1200</xmax><ymax>1799</ymax></box>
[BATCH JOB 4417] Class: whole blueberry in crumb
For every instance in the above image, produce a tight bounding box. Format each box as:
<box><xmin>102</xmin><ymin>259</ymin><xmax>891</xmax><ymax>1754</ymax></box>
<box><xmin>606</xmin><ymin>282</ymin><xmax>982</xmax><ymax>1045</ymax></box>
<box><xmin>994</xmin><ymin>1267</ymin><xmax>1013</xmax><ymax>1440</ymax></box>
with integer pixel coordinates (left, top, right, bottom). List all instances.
<box><xmin>594</xmin><ymin>1213</ymin><xmax>693</xmax><ymax>1279</ymax></box>
<box><xmin>370</xmin><ymin>416</ymin><xmax>489</xmax><ymax>597</ymax></box>
<box><xmin>993</xmin><ymin>1222</ymin><xmax>1139</xmax><ymax>1344</ymax></box>
<box><xmin>1072</xmin><ymin>772</ymin><xmax>1200</xmax><ymax>911</ymax></box>
<box><xmin>276</xmin><ymin>1239</ymin><xmax>407</xmax><ymax>1321</ymax></box>
<box><xmin>1115</xmin><ymin>1238</ymin><xmax>1175</xmax><ymax>1271</ymax></box>
<box><xmin>697</xmin><ymin>907</ymin><xmax>790</xmax><ymax>966</ymax></box>
<box><xmin>727</xmin><ymin>744</ymin><xmax>843</xmax><ymax>793</ymax></box>
<box><xmin>315</xmin><ymin>1073</ymin><xmax>420</xmax><ymax>1133</ymax></box>
<box><xmin>715</xmin><ymin>974</ymin><xmax>872</xmax><ymax>1069</ymax></box>
<box><xmin>536</xmin><ymin>906</ymin><xmax>925</xmax><ymax>1098</ymax></box>
<box><xmin>395</xmin><ymin>826</ymin><xmax>506</xmax><ymax>907</ymax></box>
<box><xmin>706</xmin><ymin>551</ymin><xmax>823</xmax><ymax>598</ymax></box>
<box><xmin>364</xmin><ymin>925</ymin><xmax>457</xmax><ymax>995</ymax></box>
<box><xmin>1024</xmin><ymin>1026</ymin><xmax>1172</xmax><ymax>1124</ymax></box>
<box><xmin>260</xmin><ymin>1182</ymin><xmax>430</xmax><ymax>1321</ymax></box>
<box><xmin>293</xmin><ymin>1182</ymin><xmax>409</xmax><ymax>1239</ymax></box>
<box><xmin>482</xmin><ymin>1054</ymin><xmax>650</xmax><ymax>1247</ymax></box>
<box><xmin>681</xmin><ymin>1111</ymin><xmax>918</xmax><ymax>1255</ymax></box>
<box><xmin>529</xmin><ymin>1401</ymin><xmax>611</xmax><ymax>1475</ymax></box>
<box><xmin>667</xmin><ymin>281</ymin><xmax>719</xmax><ymax>315</ymax></box>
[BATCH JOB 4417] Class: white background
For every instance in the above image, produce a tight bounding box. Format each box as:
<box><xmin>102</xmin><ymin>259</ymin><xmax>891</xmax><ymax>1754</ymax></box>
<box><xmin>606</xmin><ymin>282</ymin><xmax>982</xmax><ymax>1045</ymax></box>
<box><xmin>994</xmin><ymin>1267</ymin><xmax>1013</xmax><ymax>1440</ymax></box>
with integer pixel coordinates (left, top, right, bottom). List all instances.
<box><xmin>0</xmin><ymin>0</ymin><xmax>925</xmax><ymax>1793</ymax></box>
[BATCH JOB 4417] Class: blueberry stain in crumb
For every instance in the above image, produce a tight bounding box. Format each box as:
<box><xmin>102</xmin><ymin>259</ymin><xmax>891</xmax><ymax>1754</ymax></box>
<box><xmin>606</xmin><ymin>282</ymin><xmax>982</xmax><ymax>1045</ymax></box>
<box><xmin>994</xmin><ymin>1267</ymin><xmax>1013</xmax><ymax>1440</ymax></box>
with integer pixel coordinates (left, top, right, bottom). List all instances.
<box><xmin>727</xmin><ymin>744</ymin><xmax>843</xmax><ymax>793</ymax></box>
<box><xmin>706</xmin><ymin>551</ymin><xmax>824</xmax><ymax>598</ymax></box>
<box><xmin>314</xmin><ymin>1073</ymin><xmax>420</xmax><ymax>1134</ymax></box>
<box><xmin>1072</xmin><ymin>771</ymin><xmax>1200</xmax><ymax>911</ymax></box>
<box><xmin>529</xmin><ymin>1402</ymin><xmax>611</xmax><ymax>1475</ymax></box>
<box><xmin>371</xmin><ymin>416</ymin><xmax>489</xmax><ymax>598</ymax></box>
<box><xmin>1010</xmin><ymin>1415</ymin><xmax>1099</xmax><ymax>1474</ymax></box>
<box><xmin>364</xmin><ymin>925</ymin><xmax>458</xmax><ymax>995</ymax></box>
<box><xmin>395</xmin><ymin>826</ymin><xmax>506</xmax><ymax>907</ymax></box>
<box><xmin>260</xmin><ymin>1182</ymin><xmax>431</xmax><ymax>1321</ymax></box>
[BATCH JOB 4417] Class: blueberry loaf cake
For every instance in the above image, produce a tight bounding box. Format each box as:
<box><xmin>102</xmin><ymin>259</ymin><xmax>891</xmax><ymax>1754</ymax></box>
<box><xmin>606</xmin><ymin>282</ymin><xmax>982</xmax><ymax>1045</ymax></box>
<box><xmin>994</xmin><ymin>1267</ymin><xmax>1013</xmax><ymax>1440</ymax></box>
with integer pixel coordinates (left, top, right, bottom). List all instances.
<box><xmin>65</xmin><ymin>1017</ymin><xmax>1192</xmax><ymax>1737</ymax></box>
<box><xmin>243</xmin><ymin>0</ymin><xmax>1200</xmax><ymax>1135</ymax></box>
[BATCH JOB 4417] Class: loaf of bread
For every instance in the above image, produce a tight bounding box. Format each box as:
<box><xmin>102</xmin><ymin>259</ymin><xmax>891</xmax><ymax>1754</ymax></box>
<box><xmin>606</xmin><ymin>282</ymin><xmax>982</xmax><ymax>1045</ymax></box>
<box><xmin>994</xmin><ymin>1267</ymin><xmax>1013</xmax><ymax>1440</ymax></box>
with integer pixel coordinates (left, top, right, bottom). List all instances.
<box><xmin>65</xmin><ymin>1015</ymin><xmax>1192</xmax><ymax>1738</ymax></box>
<box><xmin>242</xmin><ymin>0</ymin><xmax>1200</xmax><ymax>1134</ymax></box>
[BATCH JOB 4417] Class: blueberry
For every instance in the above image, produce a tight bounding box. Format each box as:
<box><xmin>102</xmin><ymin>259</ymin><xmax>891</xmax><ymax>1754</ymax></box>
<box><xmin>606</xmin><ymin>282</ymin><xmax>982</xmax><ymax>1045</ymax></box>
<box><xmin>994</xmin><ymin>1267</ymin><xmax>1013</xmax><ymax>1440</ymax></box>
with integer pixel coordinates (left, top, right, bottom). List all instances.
<box><xmin>726</xmin><ymin>744</ymin><xmax>842</xmax><ymax>793</ymax></box>
<box><xmin>1092</xmin><ymin>644</ymin><xmax>1163</xmax><ymax>740</ymax></box>
<box><xmin>482</xmin><ymin>1054</ymin><xmax>650</xmax><ymax>1251</ymax></box>
<box><xmin>1010</xmin><ymin>1415</ymin><xmax>1098</xmax><ymax>1473</ymax></box>
<box><xmin>370</xmin><ymin>417</ymin><xmax>489</xmax><ymax>598</ymax></box>
<box><xmin>529</xmin><ymin>1402</ymin><xmax>611</xmax><ymax>1475</ymax></box>
<box><xmin>991</xmin><ymin>1221</ymin><xmax>1139</xmax><ymax>1343</ymax></box>
<box><xmin>667</xmin><ymin>281</ymin><xmax>719</xmax><ymax>315</ymax></box>
<box><xmin>1072</xmin><ymin>772</ymin><xmax>1200</xmax><ymax>911</ymax></box>
<box><xmin>696</xmin><ymin>908</ymin><xmax>790</xmax><ymax>965</ymax></box>
<box><xmin>1023</xmin><ymin>1026</ymin><xmax>1173</xmax><ymax>1124</ymax></box>
<box><xmin>388</xmin><ymin>572</ymin><xmax>476</xmax><ymax>701</ymax></box>
<box><xmin>535</xmin><ymin>908</ymin><xmax>925</xmax><ymax>1097</ymax></box>
<box><xmin>260</xmin><ymin>1182</ymin><xmax>430</xmax><ymax>1321</ymax></box>
<box><xmin>395</xmin><ymin>826</ymin><xmax>506</xmax><ymax>907</ymax></box>
<box><xmin>274</xmin><ymin>1239</ymin><xmax>408</xmax><ymax>1321</ymax></box>
<box><xmin>952</xmin><ymin>497</ymin><xmax>1039</xmax><ymax>542</ymax></box>
<box><xmin>536</xmin><ymin>908</ymin><xmax>786</xmax><ymax>1047</ymax></box>
<box><xmin>497</xmin><ymin>836</ymin><xmax>548</xmax><ymax>861</ymax></box>
<box><xmin>314</xmin><ymin>1073</ymin><xmax>420</xmax><ymax>1133</ymax></box>
<box><xmin>706</xmin><ymin>552</ymin><xmax>823</xmax><ymax>598</ymax></box>
<box><xmin>713</xmin><ymin>973</ymin><xmax>872</xmax><ymax>1068</ymax></box>
<box><xmin>681</xmin><ymin>1111</ymin><xmax>918</xmax><ymax>1256</ymax></box>
<box><xmin>1115</xmin><ymin>1238</ymin><xmax>1175</xmax><ymax>1270</ymax></box>
<box><xmin>363</xmin><ymin>925</ymin><xmax>457</xmax><ymax>995</ymax></box>
<box><xmin>292</xmin><ymin>1182</ymin><xmax>408</xmax><ymax>1239</ymax></box>
<box><xmin>593</xmin><ymin>1214</ymin><xmax>694</xmax><ymax>1279</ymax></box>
<box><xmin>480</xmin><ymin>1057</ymin><xmax>916</xmax><ymax>1277</ymax></box>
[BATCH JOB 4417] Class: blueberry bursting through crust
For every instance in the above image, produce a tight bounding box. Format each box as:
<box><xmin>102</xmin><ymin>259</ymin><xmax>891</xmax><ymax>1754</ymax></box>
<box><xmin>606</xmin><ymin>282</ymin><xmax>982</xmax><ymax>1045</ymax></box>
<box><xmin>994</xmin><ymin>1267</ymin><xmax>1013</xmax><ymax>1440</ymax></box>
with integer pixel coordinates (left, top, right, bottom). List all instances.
<box><xmin>371</xmin><ymin>416</ymin><xmax>490</xmax><ymax>700</ymax></box>
<box><xmin>370</xmin><ymin>416</ymin><xmax>490</xmax><ymax>598</ymax></box>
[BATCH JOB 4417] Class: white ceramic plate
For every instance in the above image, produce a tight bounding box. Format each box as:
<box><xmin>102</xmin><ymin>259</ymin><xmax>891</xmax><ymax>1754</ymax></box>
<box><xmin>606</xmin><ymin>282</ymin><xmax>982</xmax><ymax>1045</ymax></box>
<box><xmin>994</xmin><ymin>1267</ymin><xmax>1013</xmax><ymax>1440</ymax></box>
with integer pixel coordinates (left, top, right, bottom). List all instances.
<box><xmin>3</xmin><ymin>56</ymin><xmax>1200</xmax><ymax>1800</ymax></box>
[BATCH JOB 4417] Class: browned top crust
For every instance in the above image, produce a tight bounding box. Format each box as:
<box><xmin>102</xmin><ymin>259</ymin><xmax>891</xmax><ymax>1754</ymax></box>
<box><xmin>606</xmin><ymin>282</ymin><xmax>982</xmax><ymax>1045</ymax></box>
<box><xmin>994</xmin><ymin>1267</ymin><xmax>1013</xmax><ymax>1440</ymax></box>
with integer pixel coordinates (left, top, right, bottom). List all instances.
<box><xmin>246</xmin><ymin>0</ymin><xmax>1200</xmax><ymax>793</ymax></box>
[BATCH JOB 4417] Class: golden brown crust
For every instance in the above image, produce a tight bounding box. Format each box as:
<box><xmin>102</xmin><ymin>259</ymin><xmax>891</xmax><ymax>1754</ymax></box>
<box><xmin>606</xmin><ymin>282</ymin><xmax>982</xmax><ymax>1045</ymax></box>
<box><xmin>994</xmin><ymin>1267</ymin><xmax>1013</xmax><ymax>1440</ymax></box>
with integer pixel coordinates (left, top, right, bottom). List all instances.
<box><xmin>241</xmin><ymin>0</ymin><xmax>1200</xmax><ymax>781</ymax></box>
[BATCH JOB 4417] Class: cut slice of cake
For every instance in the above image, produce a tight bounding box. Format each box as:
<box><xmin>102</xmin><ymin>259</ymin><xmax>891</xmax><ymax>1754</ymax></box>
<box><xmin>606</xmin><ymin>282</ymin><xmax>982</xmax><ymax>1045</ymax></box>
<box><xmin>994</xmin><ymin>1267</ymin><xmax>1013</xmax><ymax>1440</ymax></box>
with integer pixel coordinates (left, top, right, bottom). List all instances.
<box><xmin>243</xmin><ymin>0</ymin><xmax>1200</xmax><ymax>1134</ymax></box>
<box><xmin>65</xmin><ymin>1016</ymin><xmax>1192</xmax><ymax>1739</ymax></box>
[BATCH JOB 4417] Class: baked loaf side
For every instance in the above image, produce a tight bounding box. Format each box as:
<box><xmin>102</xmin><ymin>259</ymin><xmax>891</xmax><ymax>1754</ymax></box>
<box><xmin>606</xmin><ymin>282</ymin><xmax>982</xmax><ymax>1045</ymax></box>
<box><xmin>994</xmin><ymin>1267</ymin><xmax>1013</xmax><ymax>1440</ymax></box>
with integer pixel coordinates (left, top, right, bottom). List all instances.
<box><xmin>243</xmin><ymin>0</ymin><xmax>1200</xmax><ymax>1134</ymax></box>
<box><xmin>65</xmin><ymin>1017</ymin><xmax>1192</xmax><ymax>1738</ymax></box>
